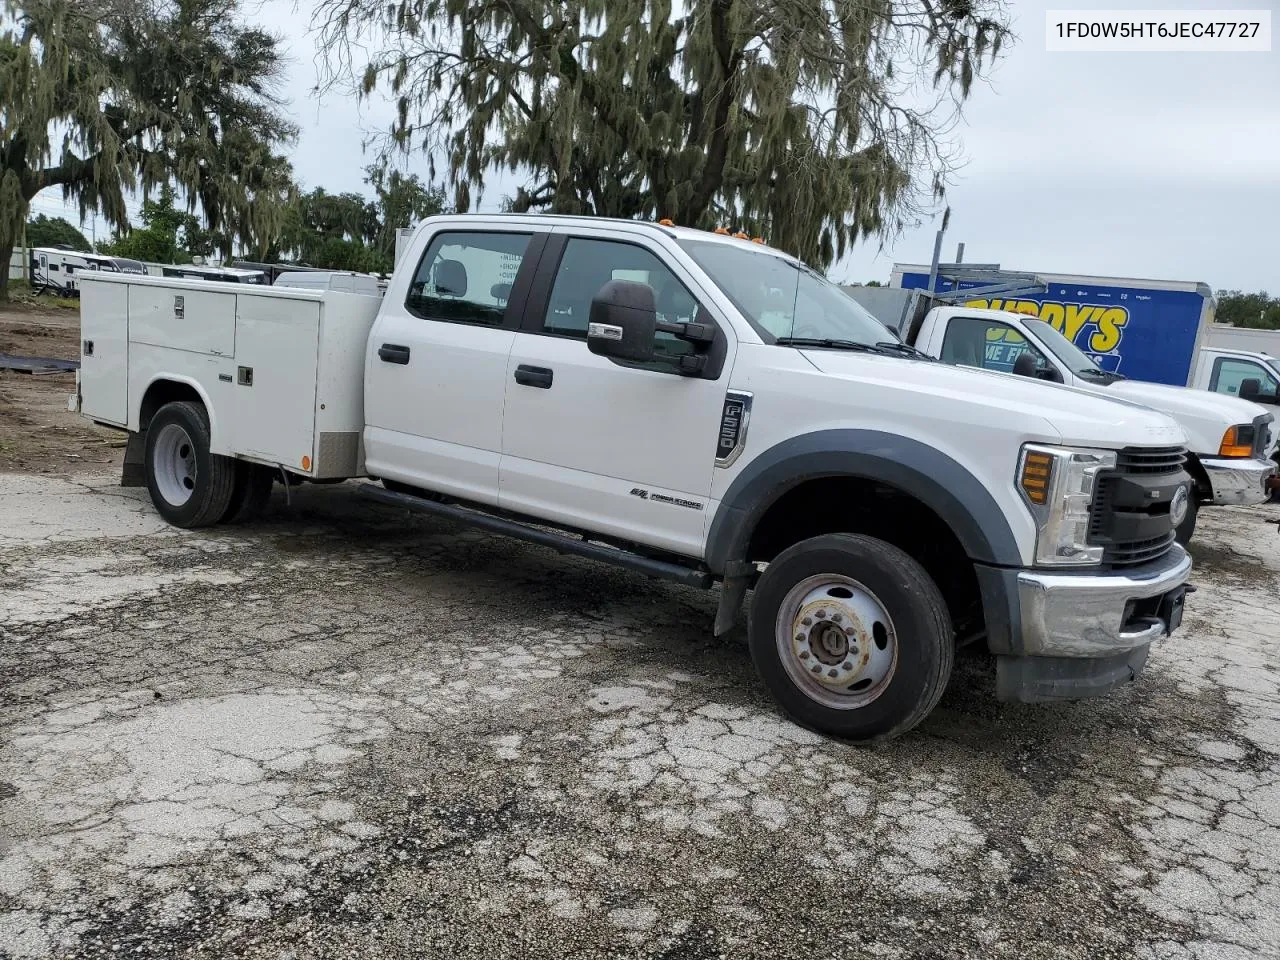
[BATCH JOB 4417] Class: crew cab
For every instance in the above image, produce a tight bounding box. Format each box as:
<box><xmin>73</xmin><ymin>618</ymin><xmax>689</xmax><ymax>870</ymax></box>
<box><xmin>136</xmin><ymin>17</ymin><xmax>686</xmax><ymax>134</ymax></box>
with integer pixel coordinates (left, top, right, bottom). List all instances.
<box><xmin>73</xmin><ymin>214</ymin><xmax>1197</xmax><ymax>742</ymax></box>
<box><xmin>903</xmin><ymin>306</ymin><xmax>1277</xmax><ymax>541</ymax></box>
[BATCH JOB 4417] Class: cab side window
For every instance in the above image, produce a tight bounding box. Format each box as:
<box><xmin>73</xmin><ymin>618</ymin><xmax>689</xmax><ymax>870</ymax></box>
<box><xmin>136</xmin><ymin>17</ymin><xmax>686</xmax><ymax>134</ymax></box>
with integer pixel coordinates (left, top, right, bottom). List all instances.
<box><xmin>940</xmin><ymin>316</ymin><xmax>1050</xmax><ymax>374</ymax></box>
<box><xmin>405</xmin><ymin>231</ymin><xmax>532</xmax><ymax>326</ymax></box>
<box><xmin>540</xmin><ymin>238</ymin><xmax>703</xmax><ymax>368</ymax></box>
<box><xmin>1210</xmin><ymin>357</ymin><xmax>1280</xmax><ymax>399</ymax></box>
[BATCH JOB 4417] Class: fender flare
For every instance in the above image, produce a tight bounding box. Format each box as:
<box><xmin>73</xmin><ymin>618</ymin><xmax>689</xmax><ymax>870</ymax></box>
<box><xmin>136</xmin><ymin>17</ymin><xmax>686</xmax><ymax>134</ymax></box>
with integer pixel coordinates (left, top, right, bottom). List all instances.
<box><xmin>135</xmin><ymin>375</ymin><xmax>223</xmax><ymax>450</ymax></box>
<box><xmin>704</xmin><ymin>429</ymin><xmax>1024</xmax><ymax>574</ymax></box>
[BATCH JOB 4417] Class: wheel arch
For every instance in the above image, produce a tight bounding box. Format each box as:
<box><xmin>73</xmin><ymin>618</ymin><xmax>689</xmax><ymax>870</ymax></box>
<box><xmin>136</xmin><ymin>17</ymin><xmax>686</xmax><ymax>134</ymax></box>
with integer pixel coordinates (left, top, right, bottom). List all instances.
<box><xmin>135</xmin><ymin>376</ymin><xmax>223</xmax><ymax>450</ymax></box>
<box><xmin>705</xmin><ymin>429</ymin><xmax>1024</xmax><ymax>573</ymax></box>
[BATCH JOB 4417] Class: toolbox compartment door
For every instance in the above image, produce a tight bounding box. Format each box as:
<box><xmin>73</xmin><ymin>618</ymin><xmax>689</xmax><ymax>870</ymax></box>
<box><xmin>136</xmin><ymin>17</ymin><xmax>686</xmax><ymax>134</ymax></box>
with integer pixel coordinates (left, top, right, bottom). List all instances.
<box><xmin>78</xmin><ymin>279</ymin><xmax>129</xmax><ymax>426</ymax></box>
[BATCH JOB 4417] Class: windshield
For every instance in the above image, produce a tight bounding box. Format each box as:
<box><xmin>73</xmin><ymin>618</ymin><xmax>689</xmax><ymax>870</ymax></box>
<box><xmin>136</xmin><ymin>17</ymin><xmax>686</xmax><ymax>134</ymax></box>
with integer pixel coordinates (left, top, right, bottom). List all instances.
<box><xmin>678</xmin><ymin>239</ymin><xmax>895</xmax><ymax>346</ymax></box>
<box><xmin>1025</xmin><ymin>318</ymin><xmax>1103</xmax><ymax>373</ymax></box>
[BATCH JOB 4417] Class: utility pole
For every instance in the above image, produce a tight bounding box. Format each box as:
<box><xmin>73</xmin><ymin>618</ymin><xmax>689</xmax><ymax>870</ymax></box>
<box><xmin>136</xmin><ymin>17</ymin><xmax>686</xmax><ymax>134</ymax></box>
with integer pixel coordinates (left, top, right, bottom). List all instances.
<box><xmin>927</xmin><ymin>206</ymin><xmax>951</xmax><ymax>295</ymax></box>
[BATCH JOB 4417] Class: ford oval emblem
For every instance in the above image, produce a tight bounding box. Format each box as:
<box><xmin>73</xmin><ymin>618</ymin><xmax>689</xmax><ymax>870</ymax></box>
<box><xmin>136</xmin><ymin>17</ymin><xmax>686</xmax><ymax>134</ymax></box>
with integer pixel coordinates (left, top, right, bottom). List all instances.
<box><xmin>1170</xmin><ymin>484</ymin><xmax>1190</xmax><ymax>527</ymax></box>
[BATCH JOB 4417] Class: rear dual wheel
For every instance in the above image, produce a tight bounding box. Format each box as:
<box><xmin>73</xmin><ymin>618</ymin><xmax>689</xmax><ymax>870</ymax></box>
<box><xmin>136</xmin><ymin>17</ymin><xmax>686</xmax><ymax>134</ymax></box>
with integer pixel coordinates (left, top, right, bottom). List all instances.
<box><xmin>144</xmin><ymin>401</ymin><xmax>274</xmax><ymax>528</ymax></box>
<box><xmin>748</xmin><ymin>534</ymin><xmax>953</xmax><ymax>742</ymax></box>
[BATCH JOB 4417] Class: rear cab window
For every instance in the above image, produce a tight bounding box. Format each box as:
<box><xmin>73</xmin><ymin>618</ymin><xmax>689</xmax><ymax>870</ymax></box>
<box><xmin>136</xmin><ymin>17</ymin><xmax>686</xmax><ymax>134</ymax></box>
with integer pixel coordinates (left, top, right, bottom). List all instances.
<box><xmin>406</xmin><ymin>232</ymin><xmax>532</xmax><ymax>326</ymax></box>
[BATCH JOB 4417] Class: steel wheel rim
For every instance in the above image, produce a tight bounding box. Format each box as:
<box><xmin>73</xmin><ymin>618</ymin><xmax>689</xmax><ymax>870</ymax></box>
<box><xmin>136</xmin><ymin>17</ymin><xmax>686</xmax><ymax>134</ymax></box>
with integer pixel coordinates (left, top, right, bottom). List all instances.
<box><xmin>775</xmin><ymin>573</ymin><xmax>899</xmax><ymax>710</ymax></box>
<box><xmin>153</xmin><ymin>422</ymin><xmax>198</xmax><ymax>507</ymax></box>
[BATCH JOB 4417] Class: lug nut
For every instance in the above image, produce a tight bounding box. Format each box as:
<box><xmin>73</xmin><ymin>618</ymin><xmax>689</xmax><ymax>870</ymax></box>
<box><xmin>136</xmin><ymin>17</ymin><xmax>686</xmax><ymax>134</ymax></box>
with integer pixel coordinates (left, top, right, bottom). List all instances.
<box><xmin>802</xmin><ymin>617</ymin><xmax>813</xmax><ymax>626</ymax></box>
<box><xmin>827</xmin><ymin>669</ymin><xmax>839</xmax><ymax>678</ymax></box>
<box><xmin>810</xmin><ymin>665</ymin><xmax>822</xmax><ymax>674</ymax></box>
<box><xmin>831</xmin><ymin>613</ymin><xmax>843</xmax><ymax>623</ymax></box>
<box><xmin>842</xmin><ymin>662</ymin><xmax>853</xmax><ymax>671</ymax></box>
<box><xmin>799</xmin><ymin>650</ymin><xmax>810</xmax><ymax>660</ymax></box>
<box><xmin>816</xmin><ymin>610</ymin><xmax>827</xmax><ymax>619</ymax></box>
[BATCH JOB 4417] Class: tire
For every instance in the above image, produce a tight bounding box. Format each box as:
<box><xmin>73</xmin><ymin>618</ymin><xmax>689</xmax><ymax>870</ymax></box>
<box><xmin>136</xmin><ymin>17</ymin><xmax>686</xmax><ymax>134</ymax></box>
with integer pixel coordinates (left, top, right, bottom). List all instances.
<box><xmin>747</xmin><ymin>533</ymin><xmax>953</xmax><ymax>743</ymax></box>
<box><xmin>144</xmin><ymin>401</ymin><xmax>237</xmax><ymax>528</ymax></box>
<box><xmin>1174</xmin><ymin>495</ymin><xmax>1199</xmax><ymax>545</ymax></box>
<box><xmin>221</xmin><ymin>462</ymin><xmax>275</xmax><ymax>524</ymax></box>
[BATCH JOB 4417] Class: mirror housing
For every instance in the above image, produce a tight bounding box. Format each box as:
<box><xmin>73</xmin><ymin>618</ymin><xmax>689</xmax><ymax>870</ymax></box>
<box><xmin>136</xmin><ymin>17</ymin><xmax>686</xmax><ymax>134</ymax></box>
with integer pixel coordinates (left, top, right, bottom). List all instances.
<box><xmin>1239</xmin><ymin>377</ymin><xmax>1263</xmax><ymax>402</ymax></box>
<box><xmin>587</xmin><ymin>280</ymin><xmax>658</xmax><ymax>363</ymax></box>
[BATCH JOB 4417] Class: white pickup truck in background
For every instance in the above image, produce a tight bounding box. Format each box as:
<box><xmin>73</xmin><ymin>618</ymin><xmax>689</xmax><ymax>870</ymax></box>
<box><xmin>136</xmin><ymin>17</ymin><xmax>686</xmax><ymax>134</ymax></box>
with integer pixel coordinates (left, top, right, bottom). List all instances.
<box><xmin>74</xmin><ymin>214</ymin><xmax>1198</xmax><ymax>742</ymax></box>
<box><xmin>879</xmin><ymin>303</ymin><xmax>1277</xmax><ymax>542</ymax></box>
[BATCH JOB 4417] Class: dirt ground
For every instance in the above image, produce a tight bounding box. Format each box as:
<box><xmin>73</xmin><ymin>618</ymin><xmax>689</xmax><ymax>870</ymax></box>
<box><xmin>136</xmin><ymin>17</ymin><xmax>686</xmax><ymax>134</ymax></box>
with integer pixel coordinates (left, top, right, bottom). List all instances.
<box><xmin>1</xmin><ymin>334</ymin><xmax>1279</xmax><ymax>959</ymax></box>
<box><xmin>0</xmin><ymin>306</ymin><xmax>125</xmax><ymax>476</ymax></box>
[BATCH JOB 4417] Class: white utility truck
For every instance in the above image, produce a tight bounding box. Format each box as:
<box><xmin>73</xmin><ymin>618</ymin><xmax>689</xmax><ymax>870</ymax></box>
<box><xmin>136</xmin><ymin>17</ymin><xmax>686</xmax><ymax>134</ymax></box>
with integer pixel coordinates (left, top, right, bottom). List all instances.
<box><xmin>74</xmin><ymin>215</ymin><xmax>1198</xmax><ymax>741</ymax></box>
<box><xmin>845</xmin><ymin>288</ymin><xmax>1276</xmax><ymax>542</ymax></box>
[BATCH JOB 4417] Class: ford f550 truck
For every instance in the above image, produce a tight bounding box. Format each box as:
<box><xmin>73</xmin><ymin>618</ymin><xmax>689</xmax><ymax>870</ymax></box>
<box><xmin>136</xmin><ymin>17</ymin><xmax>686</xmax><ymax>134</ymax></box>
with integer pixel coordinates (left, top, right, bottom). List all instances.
<box><xmin>73</xmin><ymin>215</ymin><xmax>1196</xmax><ymax>741</ymax></box>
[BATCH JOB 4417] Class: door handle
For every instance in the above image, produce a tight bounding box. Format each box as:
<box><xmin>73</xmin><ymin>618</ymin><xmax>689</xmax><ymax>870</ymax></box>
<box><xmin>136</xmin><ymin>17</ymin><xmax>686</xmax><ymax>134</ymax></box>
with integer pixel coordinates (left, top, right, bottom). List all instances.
<box><xmin>514</xmin><ymin>364</ymin><xmax>553</xmax><ymax>389</ymax></box>
<box><xmin>378</xmin><ymin>343</ymin><xmax>411</xmax><ymax>364</ymax></box>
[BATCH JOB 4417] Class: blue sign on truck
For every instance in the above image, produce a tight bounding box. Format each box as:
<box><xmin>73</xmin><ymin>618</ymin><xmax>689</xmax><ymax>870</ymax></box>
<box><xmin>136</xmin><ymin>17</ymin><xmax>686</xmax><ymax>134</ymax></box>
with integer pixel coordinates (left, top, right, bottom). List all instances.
<box><xmin>891</xmin><ymin>266</ymin><xmax>1214</xmax><ymax>387</ymax></box>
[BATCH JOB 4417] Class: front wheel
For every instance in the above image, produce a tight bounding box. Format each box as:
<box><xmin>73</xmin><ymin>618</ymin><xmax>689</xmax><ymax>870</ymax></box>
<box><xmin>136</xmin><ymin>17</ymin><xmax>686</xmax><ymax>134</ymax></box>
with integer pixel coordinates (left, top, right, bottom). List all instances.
<box><xmin>747</xmin><ymin>534</ymin><xmax>953</xmax><ymax>742</ymax></box>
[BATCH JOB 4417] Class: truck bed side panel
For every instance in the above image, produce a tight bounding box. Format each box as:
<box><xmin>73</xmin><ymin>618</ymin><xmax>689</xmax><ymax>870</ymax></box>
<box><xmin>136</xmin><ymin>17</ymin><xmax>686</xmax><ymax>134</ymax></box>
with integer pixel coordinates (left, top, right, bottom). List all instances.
<box><xmin>313</xmin><ymin>293</ymin><xmax>382</xmax><ymax>478</ymax></box>
<box><xmin>78</xmin><ymin>279</ymin><xmax>129</xmax><ymax>426</ymax></box>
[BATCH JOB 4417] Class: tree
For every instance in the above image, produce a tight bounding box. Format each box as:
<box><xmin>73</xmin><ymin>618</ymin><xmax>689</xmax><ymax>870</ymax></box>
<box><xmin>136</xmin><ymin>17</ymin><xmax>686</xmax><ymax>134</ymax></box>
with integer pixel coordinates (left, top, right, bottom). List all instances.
<box><xmin>24</xmin><ymin>213</ymin><xmax>89</xmax><ymax>250</ymax></box>
<box><xmin>98</xmin><ymin>185</ymin><xmax>195</xmax><ymax>263</ymax></box>
<box><xmin>275</xmin><ymin>168</ymin><xmax>446</xmax><ymax>272</ymax></box>
<box><xmin>1215</xmin><ymin>290</ymin><xmax>1280</xmax><ymax>330</ymax></box>
<box><xmin>365</xmin><ymin>165</ymin><xmax>446</xmax><ymax>265</ymax></box>
<box><xmin>317</xmin><ymin>0</ymin><xmax>1009</xmax><ymax>269</ymax></box>
<box><xmin>0</xmin><ymin>0</ymin><xmax>297</xmax><ymax>299</ymax></box>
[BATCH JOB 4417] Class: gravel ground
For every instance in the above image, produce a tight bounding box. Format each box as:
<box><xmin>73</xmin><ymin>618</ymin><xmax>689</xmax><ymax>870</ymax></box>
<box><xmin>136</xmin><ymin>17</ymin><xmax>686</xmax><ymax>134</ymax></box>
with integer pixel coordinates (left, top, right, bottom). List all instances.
<box><xmin>1</xmin><ymin>474</ymin><xmax>1278</xmax><ymax>959</ymax></box>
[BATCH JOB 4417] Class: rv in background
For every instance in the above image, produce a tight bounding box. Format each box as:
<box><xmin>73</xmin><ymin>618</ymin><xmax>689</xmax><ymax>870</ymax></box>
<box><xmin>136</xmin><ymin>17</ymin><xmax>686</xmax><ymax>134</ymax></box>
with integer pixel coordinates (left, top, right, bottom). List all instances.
<box><xmin>29</xmin><ymin>247</ymin><xmax>147</xmax><ymax>296</ymax></box>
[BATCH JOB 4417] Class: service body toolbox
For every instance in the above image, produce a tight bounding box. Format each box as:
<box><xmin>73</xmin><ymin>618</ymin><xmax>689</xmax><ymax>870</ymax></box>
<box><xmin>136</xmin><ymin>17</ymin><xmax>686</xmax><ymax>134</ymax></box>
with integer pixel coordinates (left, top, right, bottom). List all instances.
<box><xmin>74</xmin><ymin>274</ymin><xmax>382</xmax><ymax>479</ymax></box>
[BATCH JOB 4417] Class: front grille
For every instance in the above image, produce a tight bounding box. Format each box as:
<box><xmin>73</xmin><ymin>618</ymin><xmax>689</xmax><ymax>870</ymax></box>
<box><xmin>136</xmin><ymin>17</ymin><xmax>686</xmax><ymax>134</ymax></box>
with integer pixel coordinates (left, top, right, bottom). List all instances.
<box><xmin>1089</xmin><ymin>446</ymin><xmax>1188</xmax><ymax>567</ymax></box>
<box><xmin>1114</xmin><ymin>446</ymin><xmax>1187</xmax><ymax>474</ymax></box>
<box><xmin>1105</xmin><ymin>532</ymin><xmax>1178</xmax><ymax>567</ymax></box>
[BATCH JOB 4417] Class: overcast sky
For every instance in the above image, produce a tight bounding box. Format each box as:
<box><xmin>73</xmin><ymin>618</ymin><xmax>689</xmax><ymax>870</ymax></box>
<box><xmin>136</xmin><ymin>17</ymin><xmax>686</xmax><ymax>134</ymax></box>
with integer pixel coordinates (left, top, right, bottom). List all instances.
<box><xmin>30</xmin><ymin>0</ymin><xmax>1280</xmax><ymax>290</ymax></box>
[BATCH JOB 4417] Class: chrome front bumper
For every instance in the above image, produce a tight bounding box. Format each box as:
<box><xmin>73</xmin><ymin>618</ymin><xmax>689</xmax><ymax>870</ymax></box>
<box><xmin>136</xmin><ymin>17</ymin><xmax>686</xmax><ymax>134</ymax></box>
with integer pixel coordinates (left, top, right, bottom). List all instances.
<box><xmin>1200</xmin><ymin>456</ymin><xmax>1275</xmax><ymax>506</ymax></box>
<box><xmin>1016</xmin><ymin>544</ymin><xmax>1193</xmax><ymax>658</ymax></box>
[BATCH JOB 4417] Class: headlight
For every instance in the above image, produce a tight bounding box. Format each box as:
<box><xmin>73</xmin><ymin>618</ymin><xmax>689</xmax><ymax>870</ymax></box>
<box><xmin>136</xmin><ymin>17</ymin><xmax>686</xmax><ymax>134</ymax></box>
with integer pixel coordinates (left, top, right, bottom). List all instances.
<box><xmin>1017</xmin><ymin>444</ymin><xmax>1117</xmax><ymax>566</ymax></box>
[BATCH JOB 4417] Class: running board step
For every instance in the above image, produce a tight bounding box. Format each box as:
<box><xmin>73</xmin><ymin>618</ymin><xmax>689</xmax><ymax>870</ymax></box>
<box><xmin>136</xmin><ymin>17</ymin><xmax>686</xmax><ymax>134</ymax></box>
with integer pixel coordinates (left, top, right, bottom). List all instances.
<box><xmin>359</xmin><ymin>483</ymin><xmax>713</xmax><ymax>589</ymax></box>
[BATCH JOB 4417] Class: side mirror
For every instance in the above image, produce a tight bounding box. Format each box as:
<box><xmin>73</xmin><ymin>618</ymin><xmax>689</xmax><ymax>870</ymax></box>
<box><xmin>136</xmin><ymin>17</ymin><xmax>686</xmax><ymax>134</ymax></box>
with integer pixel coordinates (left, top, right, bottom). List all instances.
<box><xmin>1240</xmin><ymin>378</ymin><xmax>1262</xmax><ymax>402</ymax></box>
<box><xmin>1011</xmin><ymin>352</ymin><xmax>1037</xmax><ymax>378</ymax></box>
<box><xmin>587</xmin><ymin>280</ymin><xmax>658</xmax><ymax>364</ymax></box>
<box><xmin>1039</xmin><ymin>365</ymin><xmax>1065</xmax><ymax>384</ymax></box>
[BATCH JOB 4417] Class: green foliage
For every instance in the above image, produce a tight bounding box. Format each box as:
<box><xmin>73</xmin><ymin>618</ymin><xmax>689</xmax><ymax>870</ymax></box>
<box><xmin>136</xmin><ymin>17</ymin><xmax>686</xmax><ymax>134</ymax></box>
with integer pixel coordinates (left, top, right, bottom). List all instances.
<box><xmin>97</xmin><ymin>185</ymin><xmax>214</xmax><ymax>263</ymax></box>
<box><xmin>0</xmin><ymin>0</ymin><xmax>297</xmax><ymax>297</ymax></box>
<box><xmin>24</xmin><ymin>214</ymin><xmax>89</xmax><ymax>249</ymax></box>
<box><xmin>1215</xmin><ymin>291</ymin><xmax>1280</xmax><ymax>330</ymax></box>
<box><xmin>318</xmin><ymin>0</ymin><xmax>1010</xmax><ymax>269</ymax></box>
<box><xmin>276</xmin><ymin>166</ymin><xmax>446</xmax><ymax>272</ymax></box>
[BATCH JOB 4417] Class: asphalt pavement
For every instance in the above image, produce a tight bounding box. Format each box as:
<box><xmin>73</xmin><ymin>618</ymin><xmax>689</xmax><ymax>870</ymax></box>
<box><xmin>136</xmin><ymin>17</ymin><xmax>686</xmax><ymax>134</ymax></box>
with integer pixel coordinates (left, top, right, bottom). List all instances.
<box><xmin>2</xmin><ymin>474</ymin><xmax>1278</xmax><ymax>959</ymax></box>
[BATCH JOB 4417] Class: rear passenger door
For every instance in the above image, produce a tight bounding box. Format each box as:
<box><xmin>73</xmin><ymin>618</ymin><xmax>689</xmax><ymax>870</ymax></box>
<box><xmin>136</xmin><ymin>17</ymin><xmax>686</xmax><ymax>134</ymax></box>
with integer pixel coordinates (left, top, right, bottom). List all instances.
<box><xmin>364</xmin><ymin>228</ymin><xmax>547</xmax><ymax>506</ymax></box>
<box><xmin>498</xmin><ymin>229</ymin><xmax>735</xmax><ymax>557</ymax></box>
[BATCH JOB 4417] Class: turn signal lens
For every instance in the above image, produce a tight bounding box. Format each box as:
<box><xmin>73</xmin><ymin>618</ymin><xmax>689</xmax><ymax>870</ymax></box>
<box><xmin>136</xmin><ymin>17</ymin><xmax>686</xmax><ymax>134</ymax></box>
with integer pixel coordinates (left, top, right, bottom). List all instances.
<box><xmin>1020</xmin><ymin>451</ymin><xmax>1055</xmax><ymax>505</ymax></box>
<box><xmin>301</xmin><ymin>455</ymin><xmax>312</xmax><ymax>471</ymax></box>
<box><xmin>1218</xmin><ymin>425</ymin><xmax>1255</xmax><ymax>458</ymax></box>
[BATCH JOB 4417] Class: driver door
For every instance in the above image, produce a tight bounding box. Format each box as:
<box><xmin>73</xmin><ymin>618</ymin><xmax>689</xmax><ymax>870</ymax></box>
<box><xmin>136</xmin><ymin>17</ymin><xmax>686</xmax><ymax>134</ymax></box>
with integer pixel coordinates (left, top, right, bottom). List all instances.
<box><xmin>498</xmin><ymin>228</ymin><xmax>736</xmax><ymax>557</ymax></box>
